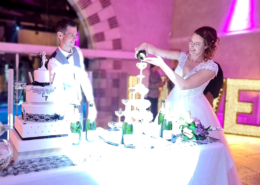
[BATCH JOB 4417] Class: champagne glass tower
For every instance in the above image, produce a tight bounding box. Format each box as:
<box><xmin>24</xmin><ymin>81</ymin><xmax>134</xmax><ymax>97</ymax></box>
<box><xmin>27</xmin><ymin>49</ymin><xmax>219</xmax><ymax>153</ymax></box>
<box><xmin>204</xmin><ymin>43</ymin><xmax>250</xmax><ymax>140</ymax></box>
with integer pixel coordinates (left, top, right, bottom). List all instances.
<box><xmin>116</xmin><ymin>50</ymin><xmax>153</xmax><ymax>144</ymax></box>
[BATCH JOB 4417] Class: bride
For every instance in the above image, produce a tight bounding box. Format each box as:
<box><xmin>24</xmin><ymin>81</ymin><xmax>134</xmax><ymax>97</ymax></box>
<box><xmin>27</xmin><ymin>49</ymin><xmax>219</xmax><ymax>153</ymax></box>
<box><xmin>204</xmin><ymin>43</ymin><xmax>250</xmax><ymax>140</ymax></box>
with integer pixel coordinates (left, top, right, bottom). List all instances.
<box><xmin>135</xmin><ymin>26</ymin><xmax>241</xmax><ymax>185</ymax></box>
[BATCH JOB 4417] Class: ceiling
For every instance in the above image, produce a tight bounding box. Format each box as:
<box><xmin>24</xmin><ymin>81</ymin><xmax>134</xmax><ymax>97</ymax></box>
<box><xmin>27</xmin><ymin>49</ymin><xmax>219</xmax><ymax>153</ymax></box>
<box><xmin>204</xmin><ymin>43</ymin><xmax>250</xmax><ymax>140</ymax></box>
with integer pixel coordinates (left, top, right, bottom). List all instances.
<box><xmin>0</xmin><ymin>0</ymin><xmax>78</xmax><ymax>33</ymax></box>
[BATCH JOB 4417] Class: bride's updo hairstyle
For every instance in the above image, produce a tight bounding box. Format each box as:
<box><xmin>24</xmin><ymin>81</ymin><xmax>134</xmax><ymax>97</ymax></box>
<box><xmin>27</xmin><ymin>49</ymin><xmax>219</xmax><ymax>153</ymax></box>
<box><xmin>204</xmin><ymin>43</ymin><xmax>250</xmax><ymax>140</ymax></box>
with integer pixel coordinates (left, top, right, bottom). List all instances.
<box><xmin>194</xmin><ymin>26</ymin><xmax>219</xmax><ymax>61</ymax></box>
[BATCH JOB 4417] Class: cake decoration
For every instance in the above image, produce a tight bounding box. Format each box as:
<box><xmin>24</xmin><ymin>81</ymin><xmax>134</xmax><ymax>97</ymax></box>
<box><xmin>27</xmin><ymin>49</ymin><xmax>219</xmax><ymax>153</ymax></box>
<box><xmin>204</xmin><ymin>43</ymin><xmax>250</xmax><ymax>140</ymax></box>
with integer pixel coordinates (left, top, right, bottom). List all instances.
<box><xmin>34</xmin><ymin>52</ymin><xmax>49</xmax><ymax>83</ymax></box>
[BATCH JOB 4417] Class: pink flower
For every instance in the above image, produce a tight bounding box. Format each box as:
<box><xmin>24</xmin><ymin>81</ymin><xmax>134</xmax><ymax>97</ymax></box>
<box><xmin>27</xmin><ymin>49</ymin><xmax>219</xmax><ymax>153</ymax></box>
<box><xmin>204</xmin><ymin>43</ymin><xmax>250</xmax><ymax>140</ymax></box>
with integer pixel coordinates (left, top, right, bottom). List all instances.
<box><xmin>192</xmin><ymin>117</ymin><xmax>201</xmax><ymax>124</ymax></box>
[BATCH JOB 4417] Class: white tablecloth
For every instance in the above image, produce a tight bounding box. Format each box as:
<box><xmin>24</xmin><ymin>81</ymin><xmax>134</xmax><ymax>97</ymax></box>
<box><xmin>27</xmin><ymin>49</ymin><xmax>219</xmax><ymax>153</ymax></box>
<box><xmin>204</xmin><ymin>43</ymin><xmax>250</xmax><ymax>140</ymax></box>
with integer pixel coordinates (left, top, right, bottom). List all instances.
<box><xmin>1</xmin><ymin>139</ymin><xmax>233</xmax><ymax>185</ymax></box>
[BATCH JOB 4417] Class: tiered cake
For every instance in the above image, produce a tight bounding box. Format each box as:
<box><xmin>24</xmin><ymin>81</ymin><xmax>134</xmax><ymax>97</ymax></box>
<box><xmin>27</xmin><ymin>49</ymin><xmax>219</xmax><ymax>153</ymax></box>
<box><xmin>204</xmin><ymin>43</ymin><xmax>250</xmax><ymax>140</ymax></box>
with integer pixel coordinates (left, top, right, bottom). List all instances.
<box><xmin>10</xmin><ymin>57</ymin><xmax>70</xmax><ymax>160</ymax></box>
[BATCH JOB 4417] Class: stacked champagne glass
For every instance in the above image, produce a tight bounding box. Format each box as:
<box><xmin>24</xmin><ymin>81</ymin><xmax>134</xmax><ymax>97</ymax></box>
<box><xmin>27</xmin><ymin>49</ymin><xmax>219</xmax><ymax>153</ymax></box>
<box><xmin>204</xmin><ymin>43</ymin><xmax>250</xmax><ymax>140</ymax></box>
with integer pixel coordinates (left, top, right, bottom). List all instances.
<box><xmin>112</xmin><ymin>51</ymin><xmax>154</xmax><ymax>144</ymax></box>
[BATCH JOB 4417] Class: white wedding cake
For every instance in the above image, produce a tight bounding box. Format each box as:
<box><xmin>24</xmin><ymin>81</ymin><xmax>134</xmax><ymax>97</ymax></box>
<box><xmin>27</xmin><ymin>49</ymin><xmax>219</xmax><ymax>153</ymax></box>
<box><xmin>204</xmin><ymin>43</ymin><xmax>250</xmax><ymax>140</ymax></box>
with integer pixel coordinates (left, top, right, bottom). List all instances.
<box><xmin>16</xmin><ymin>65</ymin><xmax>69</xmax><ymax>138</ymax></box>
<box><xmin>10</xmin><ymin>58</ymin><xmax>71</xmax><ymax>160</ymax></box>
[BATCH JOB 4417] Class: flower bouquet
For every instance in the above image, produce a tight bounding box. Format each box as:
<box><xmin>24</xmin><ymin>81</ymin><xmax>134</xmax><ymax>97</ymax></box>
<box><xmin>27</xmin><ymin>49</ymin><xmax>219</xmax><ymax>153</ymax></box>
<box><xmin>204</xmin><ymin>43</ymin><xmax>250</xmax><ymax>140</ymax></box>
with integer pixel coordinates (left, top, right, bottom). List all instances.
<box><xmin>178</xmin><ymin>112</ymin><xmax>222</xmax><ymax>141</ymax></box>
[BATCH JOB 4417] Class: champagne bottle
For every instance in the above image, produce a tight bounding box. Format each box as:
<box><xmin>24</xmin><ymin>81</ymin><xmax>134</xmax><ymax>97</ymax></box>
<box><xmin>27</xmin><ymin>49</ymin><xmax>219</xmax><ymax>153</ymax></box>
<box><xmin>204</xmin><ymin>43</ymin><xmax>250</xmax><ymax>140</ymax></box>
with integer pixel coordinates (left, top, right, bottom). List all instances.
<box><xmin>86</xmin><ymin>103</ymin><xmax>97</xmax><ymax>141</ymax></box>
<box><xmin>70</xmin><ymin>105</ymin><xmax>82</xmax><ymax>145</ymax></box>
<box><xmin>166</xmin><ymin>121</ymin><xmax>173</xmax><ymax>130</ymax></box>
<box><xmin>158</xmin><ymin>101</ymin><xmax>165</xmax><ymax>125</ymax></box>
<box><xmin>160</xmin><ymin>102</ymin><xmax>172</xmax><ymax>138</ymax></box>
<box><xmin>86</xmin><ymin>120</ymin><xmax>97</xmax><ymax>140</ymax></box>
<box><xmin>160</xmin><ymin>114</ymin><xmax>167</xmax><ymax>138</ymax></box>
<box><xmin>136</xmin><ymin>50</ymin><xmax>147</xmax><ymax>61</ymax></box>
<box><xmin>162</xmin><ymin>119</ymin><xmax>172</xmax><ymax>139</ymax></box>
<box><xmin>121</xmin><ymin>122</ymin><xmax>133</xmax><ymax>144</ymax></box>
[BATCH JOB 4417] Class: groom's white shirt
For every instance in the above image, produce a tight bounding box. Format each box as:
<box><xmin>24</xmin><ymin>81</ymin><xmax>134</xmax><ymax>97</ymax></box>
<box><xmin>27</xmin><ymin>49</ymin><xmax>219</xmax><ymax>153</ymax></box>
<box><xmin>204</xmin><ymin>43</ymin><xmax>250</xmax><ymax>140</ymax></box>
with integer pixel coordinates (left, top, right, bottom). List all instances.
<box><xmin>48</xmin><ymin>46</ymin><xmax>94</xmax><ymax>106</ymax></box>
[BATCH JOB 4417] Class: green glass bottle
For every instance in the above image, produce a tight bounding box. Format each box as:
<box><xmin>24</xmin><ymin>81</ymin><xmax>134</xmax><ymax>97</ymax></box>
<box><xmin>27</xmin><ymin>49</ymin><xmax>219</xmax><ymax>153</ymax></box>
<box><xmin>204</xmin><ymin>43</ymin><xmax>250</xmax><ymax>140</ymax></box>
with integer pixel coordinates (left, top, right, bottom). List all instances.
<box><xmin>166</xmin><ymin>121</ymin><xmax>173</xmax><ymax>130</ymax></box>
<box><xmin>161</xmin><ymin>119</ymin><xmax>172</xmax><ymax>138</ymax></box>
<box><xmin>158</xmin><ymin>101</ymin><xmax>165</xmax><ymax>125</ymax></box>
<box><xmin>136</xmin><ymin>50</ymin><xmax>147</xmax><ymax>61</ymax></box>
<box><xmin>86</xmin><ymin>119</ymin><xmax>96</xmax><ymax>141</ymax></box>
<box><xmin>121</xmin><ymin>122</ymin><xmax>133</xmax><ymax>144</ymax></box>
<box><xmin>160</xmin><ymin>115</ymin><xmax>167</xmax><ymax>138</ymax></box>
<box><xmin>70</xmin><ymin>105</ymin><xmax>82</xmax><ymax>145</ymax></box>
<box><xmin>160</xmin><ymin>102</ymin><xmax>172</xmax><ymax>138</ymax></box>
<box><xmin>86</xmin><ymin>103</ymin><xmax>97</xmax><ymax>141</ymax></box>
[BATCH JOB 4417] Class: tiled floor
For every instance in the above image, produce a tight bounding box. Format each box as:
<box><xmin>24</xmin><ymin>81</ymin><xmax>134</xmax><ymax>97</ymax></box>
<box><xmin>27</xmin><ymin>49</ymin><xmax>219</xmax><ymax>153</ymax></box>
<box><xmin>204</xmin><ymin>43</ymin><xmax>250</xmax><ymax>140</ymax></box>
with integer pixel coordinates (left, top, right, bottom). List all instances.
<box><xmin>226</xmin><ymin>134</ymin><xmax>260</xmax><ymax>185</ymax></box>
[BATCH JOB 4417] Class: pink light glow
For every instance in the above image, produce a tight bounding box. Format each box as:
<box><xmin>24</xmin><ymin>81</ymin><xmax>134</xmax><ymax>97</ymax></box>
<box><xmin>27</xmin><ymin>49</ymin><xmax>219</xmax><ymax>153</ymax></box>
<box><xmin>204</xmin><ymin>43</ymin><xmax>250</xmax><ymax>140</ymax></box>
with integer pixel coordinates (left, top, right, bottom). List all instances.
<box><xmin>224</xmin><ymin>0</ymin><xmax>254</xmax><ymax>33</ymax></box>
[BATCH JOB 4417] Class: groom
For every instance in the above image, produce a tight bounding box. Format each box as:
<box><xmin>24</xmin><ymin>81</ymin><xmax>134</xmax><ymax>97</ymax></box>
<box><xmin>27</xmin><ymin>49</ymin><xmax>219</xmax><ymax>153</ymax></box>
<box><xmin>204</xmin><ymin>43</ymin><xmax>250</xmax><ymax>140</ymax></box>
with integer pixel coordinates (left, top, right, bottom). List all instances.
<box><xmin>203</xmin><ymin>62</ymin><xmax>223</xmax><ymax>107</ymax></box>
<box><xmin>47</xmin><ymin>19</ymin><xmax>97</xmax><ymax>130</ymax></box>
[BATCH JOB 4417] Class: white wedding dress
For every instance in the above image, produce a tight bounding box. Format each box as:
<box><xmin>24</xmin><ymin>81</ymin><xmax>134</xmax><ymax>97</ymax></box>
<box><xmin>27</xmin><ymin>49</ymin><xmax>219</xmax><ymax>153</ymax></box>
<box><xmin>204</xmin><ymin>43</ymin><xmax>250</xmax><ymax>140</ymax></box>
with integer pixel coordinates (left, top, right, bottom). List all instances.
<box><xmin>166</xmin><ymin>52</ymin><xmax>241</xmax><ymax>185</ymax></box>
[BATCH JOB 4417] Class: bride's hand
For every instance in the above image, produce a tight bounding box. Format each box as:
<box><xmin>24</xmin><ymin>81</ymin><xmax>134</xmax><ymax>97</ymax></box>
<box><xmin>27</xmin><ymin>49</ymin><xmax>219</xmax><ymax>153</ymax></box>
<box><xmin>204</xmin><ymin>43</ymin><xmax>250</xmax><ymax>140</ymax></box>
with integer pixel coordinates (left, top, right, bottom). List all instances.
<box><xmin>143</xmin><ymin>55</ymin><xmax>165</xmax><ymax>68</ymax></box>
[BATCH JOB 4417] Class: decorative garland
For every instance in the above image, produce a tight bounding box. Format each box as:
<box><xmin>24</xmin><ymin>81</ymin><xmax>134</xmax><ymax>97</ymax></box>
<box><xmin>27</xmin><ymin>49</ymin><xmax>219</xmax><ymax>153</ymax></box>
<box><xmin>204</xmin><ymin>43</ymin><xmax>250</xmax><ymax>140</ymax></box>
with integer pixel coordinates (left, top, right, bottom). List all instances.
<box><xmin>25</xmin><ymin>87</ymin><xmax>55</xmax><ymax>95</ymax></box>
<box><xmin>22</xmin><ymin>113</ymin><xmax>64</xmax><ymax>122</ymax></box>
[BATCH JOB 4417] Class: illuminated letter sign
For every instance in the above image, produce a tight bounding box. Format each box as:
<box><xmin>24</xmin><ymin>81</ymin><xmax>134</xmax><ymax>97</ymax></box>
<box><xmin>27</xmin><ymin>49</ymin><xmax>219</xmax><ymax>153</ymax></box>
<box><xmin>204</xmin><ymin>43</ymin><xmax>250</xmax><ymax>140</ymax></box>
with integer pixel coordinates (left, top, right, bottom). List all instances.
<box><xmin>224</xmin><ymin>79</ymin><xmax>260</xmax><ymax>136</ymax></box>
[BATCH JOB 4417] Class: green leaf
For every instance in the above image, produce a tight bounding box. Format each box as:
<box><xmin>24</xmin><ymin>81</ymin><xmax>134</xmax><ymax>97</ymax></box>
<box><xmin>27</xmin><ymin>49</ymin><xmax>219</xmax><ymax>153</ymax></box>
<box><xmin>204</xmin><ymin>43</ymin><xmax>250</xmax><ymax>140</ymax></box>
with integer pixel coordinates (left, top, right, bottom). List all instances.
<box><xmin>183</xmin><ymin>136</ymin><xmax>189</xmax><ymax>140</ymax></box>
<box><xmin>188</xmin><ymin>126</ymin><xmax>197</xmax><ymax>135</ymax></box>
<box><xmin>205</xmin><ymin>126</ymin><xmax>211</xmax><ymax>131</ymax></box>
<box><xmin>190</xmin><ymin>122</ymin><xmax>196</xmax><ymax>127</ymax></box>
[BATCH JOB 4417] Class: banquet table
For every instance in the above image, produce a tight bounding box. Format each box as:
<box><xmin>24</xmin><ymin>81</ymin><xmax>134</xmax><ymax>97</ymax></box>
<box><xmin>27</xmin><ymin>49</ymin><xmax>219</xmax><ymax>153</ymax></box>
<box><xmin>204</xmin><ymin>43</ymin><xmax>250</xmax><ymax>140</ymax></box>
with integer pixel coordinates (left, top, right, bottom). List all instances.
<box><xmin>1</xmin><ymin>137</ymin><xmax>233</xmax><ymax>185</ymax></box>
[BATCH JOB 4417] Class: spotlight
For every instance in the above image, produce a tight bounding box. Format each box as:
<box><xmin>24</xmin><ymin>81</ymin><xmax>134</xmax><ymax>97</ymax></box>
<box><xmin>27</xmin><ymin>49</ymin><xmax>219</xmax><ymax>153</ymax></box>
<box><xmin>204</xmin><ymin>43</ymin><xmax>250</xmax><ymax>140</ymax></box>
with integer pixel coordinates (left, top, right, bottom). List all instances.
<box><xmin>15</xmin><ymin>20</ymin><xmax>21</xmax><ymax>31</ymax></box>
